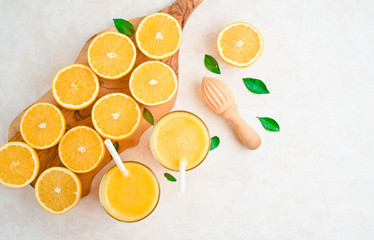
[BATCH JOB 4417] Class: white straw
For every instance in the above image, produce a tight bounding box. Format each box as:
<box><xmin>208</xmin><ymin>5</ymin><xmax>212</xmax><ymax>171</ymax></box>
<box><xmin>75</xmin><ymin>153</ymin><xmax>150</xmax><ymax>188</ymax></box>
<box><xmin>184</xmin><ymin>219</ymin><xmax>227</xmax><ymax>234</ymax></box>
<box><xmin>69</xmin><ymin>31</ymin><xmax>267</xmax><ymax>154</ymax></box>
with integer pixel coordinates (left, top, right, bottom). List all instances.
<box><xmin>104</xmin><ymin>139</ymin><xmax>128</xmax><ymax>176</ymax></box>
<box><xmin>179</xmin><ymin>159</ymin><xmax>186</xmax><ymax>196</ymax></box>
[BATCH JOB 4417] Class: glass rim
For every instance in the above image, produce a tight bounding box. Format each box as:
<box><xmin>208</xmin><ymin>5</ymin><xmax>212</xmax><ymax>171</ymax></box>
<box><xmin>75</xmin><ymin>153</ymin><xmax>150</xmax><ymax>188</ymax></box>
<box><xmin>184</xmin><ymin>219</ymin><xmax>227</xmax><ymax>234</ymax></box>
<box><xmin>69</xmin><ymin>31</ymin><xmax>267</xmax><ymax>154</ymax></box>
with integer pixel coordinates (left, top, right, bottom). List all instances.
<box><xmin>150</xmin><ymin>110</ymin><xmax>211</xmax><ymax>172</ymax></box>
<box><xmin>99</xmin><ymin>161</ymin><xmax>160</xmax><ymax>223</ymax></box>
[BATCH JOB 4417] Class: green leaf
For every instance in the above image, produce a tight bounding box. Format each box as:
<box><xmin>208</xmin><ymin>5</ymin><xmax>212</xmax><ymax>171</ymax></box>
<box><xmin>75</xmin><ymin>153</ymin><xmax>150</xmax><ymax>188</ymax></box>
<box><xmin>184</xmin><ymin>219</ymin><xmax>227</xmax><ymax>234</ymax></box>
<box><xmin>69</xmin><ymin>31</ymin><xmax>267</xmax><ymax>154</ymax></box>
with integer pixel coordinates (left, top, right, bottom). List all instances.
<box><xmin>164</xmin><ymin>173</ymin><xmax>177</xmax><ymax>182</ymax></box>
<box><xmin>204</xmin><ymin>54</ymin><xmax>221</xmax><ymax>74</ymax></box>
<box><xmin>257</xmin><ymin>117</ymin><xmax>280</xmax><ymax>132</ymax></box>
<box><xmin>243</xmin><ymin>78</ymin><xmax>270</xmax><ymax>94</ymax></box>
<box><xmin>210</xmin><ymin>136</ymin><xmax>220</xmax><ymax>151</ymax></box>
<box><xmin>113</xmin><ymin>18</ymin><xmax>134</xmax><ymax>36</ymax></box>
<box><xmin>113</xmin><ymin>141</ymin><xmax>119</xmax><ymax>152</ymax></box>
<box><xmin>143</xmin><ymin>108</ymin><xmax>154</xmax><ymax>125</ymax></box>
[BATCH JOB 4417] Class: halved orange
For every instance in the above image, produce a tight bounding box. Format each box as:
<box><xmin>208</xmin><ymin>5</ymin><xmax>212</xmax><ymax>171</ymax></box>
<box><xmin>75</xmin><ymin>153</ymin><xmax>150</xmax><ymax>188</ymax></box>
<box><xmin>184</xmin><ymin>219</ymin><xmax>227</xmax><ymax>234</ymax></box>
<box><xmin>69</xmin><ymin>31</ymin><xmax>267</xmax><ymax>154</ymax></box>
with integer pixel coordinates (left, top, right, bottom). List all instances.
<box><xmin>35</xmin><ymin>167</ymin><xmax>81</xmax><ymax>215</ymax></box>
<box><xmin>129</xmin><ymin>61</ymin><xmax>178</xmax><ymax>106</ymax></box>
<box><xmin>59</xmin><ymin>126</ymin><xmax>105</xmax><ymax>173</ymax></box>
<box><xmin>91</xmin><ymin>93</ymin><xmax>141</xmax><ymax>140</ymax></box>
<box><xmin>88</xmin><ymin>32</ymin><xmax>136</xmax><ymax>79</ymax></box>
<box><xmin>20</xmin><ymin>103</ymin><xmax>66</xmax><ymax>150</ymax></box>
<box><xmin>0</xmin><ymin>142</ymin><xmax>39</xmax><ymax>188</ymax></box>
<box><xmin>136</xmin><ymin>13</ymin><xmax>182</xmax><ymax>59</ymax></box>
<box><xmin>52</xmin><ymin>64</ymin><xmax>99</xmax><ymax>110</ymax></box>
<box><xmin>217</xmin><ymin>22</ymin><xmax>264</xmax><ymax>67</ymax></box>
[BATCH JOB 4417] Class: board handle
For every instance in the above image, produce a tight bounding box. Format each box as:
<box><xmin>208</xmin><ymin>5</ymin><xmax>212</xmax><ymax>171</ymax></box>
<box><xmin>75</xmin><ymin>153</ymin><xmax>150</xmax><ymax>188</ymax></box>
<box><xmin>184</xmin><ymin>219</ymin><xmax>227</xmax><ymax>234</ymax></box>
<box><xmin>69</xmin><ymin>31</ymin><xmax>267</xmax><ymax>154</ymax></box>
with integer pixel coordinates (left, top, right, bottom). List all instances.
<box><xmin>163</xmin><ymin>0</ymin><xmax>204</xmax><ymax>27</ymax></box>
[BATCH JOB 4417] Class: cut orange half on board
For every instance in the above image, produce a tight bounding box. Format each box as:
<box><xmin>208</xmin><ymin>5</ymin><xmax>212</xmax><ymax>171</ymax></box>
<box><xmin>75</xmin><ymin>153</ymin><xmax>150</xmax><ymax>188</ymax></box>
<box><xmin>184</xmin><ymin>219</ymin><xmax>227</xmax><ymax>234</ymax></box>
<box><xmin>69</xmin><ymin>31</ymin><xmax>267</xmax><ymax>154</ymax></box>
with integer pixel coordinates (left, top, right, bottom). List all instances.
<box><xmin>0</xmin><ymin>142</ymin><xmax>39</xmax><ymax>188</ymax></box>
<box><xmin>92</xmin><ymin>93</ymin><xmax>141</xmax><ymax>141</ymax></box>
<box><xmin>35</xmin><ymin>167</ymin><xmax>81</xmax><ymax>215</ymax></box>
<box><xmin>20</xmin><ymin>103</ymin><xmax>65</xmax><ymax>150</ymax></box>
<box><xmin>129</xmin><ymin>61</ymin><xmax>178</xmax><ymax>106</ymax></box>
<box><xmin>52</xmin><ymin>64</ymin><xmax>99</xmax><ymax>110</ymax></box>
<box><xmin>217</xmin><ymin>22</ymin><xmax>264</xmax><ymax>67</ymax></box>
<box><xmin>59</xmin><ymin>126</ymin><xmax>105</xmax><ymax>173</ymax></box>
<box><xmin>136</xmin><ymin>12</ymin><xmax>182</xmax><ymax>59</ymax></box>
<box><xmin>88</xmin><ymin>32</ymin><xmax>136</xmax><ymax>79</ymax></box>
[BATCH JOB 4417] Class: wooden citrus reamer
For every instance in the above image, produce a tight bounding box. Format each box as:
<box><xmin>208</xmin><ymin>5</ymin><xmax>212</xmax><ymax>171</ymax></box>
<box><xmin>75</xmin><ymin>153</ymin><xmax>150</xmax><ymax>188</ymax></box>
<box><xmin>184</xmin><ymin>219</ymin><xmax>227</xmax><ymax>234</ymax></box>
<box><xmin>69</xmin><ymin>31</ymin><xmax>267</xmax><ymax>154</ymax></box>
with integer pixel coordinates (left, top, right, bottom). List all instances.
<box><xmin>201</xmin><ymin>76</ymin><xmax>261</xmax><ymax>150</ymax></box>
<box><xmin>7</xmin><ymin>0</ymin><xmax>204</xmax><ymax>197</ymax></box>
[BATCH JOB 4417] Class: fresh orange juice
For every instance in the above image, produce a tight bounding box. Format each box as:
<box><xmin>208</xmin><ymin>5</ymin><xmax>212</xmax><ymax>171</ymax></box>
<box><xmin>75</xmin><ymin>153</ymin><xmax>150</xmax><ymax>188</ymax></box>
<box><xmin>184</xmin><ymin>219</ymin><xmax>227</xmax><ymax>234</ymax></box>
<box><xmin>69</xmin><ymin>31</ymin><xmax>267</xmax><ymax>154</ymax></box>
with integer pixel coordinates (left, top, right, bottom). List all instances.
<box><xmin>99</xmin><ymin>162</ymin><xmax>160</xmax><ymax>222</ymax></box>
<box><xmin>150</xmin><ymin>111</ymin><xmax>210</xmax><ymax>171</ymax></box>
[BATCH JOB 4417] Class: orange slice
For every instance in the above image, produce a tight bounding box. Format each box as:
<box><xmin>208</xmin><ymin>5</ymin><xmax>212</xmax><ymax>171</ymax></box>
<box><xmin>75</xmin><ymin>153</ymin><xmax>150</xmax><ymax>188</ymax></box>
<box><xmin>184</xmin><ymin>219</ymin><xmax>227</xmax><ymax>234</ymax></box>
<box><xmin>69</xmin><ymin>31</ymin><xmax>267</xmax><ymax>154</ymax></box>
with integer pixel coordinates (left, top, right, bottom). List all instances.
<box><xmin>129</xmin><ymin>61</ymin><xmax>178</xmax><ymax>106</ymax></box>
<box><xmin>88</xmin><ymin>32</ymin><xmax>136</xmax><ymax>79</ymax></box>
<box><xmin>136</xmin><ymin>13</ymin><xmax>182</xmax><ymax>59</ymax></box>
<box><xmin>35</xmin><ymin>167</ymin><xmax>81</xmax><ymax>215</ymax></box>
<box><xmin>0</xmin><ymin>142</ymin><xmax>39</xmax><ymax>188</ymax></box>
<box><xmin>20</xmin><ymin>103</ymin><xmax>65</xmax><ymax>150</ymax></box>
<box><xmin>52</xmin><ymin>64</ymin><xmax>99</xmax><ymax>110</ymax></box>
<box><xmin>217</xmin><ymin>22</ymin><xmax>264</xmax><ymax>67</ymax></box>
<box><xmin>59</xmin><ymin>126</ymin><xmax>105</xmax><ymax>173</ymax></box>
<box><xmin>91</xmin><ymin>93</ymin><xmax>141</xmax><ymax>140</ymax></box>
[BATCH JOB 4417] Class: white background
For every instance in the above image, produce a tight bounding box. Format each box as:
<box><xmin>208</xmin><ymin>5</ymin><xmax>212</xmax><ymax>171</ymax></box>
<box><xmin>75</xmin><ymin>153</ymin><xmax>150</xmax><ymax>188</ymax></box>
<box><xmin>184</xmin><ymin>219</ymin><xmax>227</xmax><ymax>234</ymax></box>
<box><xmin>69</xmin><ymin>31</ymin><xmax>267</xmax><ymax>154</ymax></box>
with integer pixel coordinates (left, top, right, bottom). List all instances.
<box><xmin>1</xmin><ymin>0</ymin><xmax>374</xmax><ymax>239</ymax></box>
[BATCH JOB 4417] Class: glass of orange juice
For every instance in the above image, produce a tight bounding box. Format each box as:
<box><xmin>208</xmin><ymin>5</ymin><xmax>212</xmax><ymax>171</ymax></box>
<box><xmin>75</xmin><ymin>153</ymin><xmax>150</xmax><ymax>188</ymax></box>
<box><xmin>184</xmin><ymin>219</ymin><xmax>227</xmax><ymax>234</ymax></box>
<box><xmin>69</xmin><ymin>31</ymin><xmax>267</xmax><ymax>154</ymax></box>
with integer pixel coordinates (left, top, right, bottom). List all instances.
<box><xmin>150</xmin><ymin>111</ymin><xmax>210</xmax><ymax>185</ymax></box>
<box><xmin>99</xmin><ymin>161</ymin><xmax>160</xmax><ymax>222</ymax></box>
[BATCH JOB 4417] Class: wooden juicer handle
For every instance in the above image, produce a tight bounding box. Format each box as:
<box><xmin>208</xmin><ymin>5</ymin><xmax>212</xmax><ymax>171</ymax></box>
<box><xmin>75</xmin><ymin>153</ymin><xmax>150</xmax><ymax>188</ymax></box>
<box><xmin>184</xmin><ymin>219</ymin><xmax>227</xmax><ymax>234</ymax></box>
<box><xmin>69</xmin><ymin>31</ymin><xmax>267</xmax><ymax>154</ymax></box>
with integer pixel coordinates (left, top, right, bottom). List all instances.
<box><xmin>221</xmin><ymin>104</ymin><xmax>261</xmax><ymax>150</ymax></box>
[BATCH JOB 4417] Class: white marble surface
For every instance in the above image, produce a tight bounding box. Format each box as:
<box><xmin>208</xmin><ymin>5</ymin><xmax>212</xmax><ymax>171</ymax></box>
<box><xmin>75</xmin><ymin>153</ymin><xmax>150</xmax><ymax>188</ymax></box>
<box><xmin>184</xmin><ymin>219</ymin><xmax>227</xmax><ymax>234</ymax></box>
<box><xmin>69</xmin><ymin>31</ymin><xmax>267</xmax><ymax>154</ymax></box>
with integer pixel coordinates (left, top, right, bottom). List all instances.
<box><xmin>1</xmin><ymin>0</ymin><xmax>374</xmax><ymax>239</ymax></box>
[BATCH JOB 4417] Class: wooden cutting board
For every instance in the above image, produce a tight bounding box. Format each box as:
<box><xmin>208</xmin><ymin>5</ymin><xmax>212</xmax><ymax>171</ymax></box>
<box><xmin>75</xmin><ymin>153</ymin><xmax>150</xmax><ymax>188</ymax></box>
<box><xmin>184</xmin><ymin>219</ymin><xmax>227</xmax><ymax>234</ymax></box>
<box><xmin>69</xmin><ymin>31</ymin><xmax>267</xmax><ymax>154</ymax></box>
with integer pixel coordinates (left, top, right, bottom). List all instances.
<box><xmin>7</xmin><ymin>0</ymin><xmax>204</xmax><ymax>197</ymax></box>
